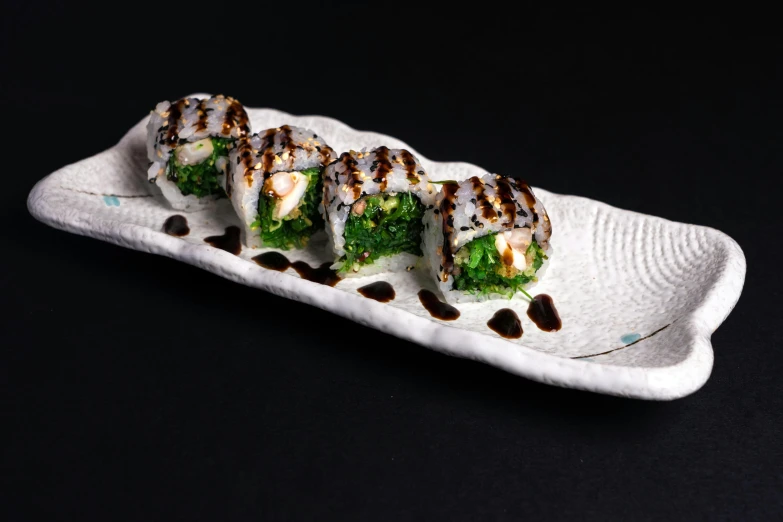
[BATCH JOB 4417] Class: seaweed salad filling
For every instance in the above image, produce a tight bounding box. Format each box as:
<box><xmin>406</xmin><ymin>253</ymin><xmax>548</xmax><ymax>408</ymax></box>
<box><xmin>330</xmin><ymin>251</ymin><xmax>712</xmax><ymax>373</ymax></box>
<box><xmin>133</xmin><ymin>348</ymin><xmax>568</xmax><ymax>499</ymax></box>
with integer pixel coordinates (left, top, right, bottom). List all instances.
<box><xmin>250</xmin><ymin>167</ymin><xmax>323</xmax><ymax>250</ymax></box>
<box><xmin>452</xmin><ymin>234</ymin><xmax>547</xmax><ymax>297</ymax></box>
<box><xmin>167</xmin><ymin>137</ymin><xmax>233</xmax><ymax>198</ymax></box>
<box><xmin>341</xmin><ymin>192</ymin><xmax>425</xmax><ymax>272</ymax></box>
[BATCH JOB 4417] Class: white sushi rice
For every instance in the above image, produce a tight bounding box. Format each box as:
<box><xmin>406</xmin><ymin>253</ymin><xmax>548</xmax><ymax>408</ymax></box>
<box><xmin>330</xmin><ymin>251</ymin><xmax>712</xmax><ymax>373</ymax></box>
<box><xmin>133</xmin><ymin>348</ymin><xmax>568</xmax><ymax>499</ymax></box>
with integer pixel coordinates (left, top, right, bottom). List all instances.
<box><xmin>226</xmin><ymin>126</ymin><xmax>334</xmax><ymax>248</ymax></box>
<box><xmin>146</xmin><ymin>95</ymin><xmax>250</xmax><ymax>211</ymax></box>
<box><xmin>423</xmin><ymin>173</ymin><xmax>552</xmax><ymax>303</ymax></box>
<box><xmin>323</xmin><ymin>147</ymin><xmax>437</xmax><ymax>276</ymax></box>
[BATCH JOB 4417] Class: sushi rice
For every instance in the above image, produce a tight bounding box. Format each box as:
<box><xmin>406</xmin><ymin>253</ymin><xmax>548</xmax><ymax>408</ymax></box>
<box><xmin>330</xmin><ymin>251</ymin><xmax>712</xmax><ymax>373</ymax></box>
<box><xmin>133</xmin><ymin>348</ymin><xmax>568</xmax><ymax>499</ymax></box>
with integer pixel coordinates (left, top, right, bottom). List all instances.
<box><xmin>423</xmin><ymin>173</ymin><xmax>552</xmax><ymax>303</ymax></box>
<box><xmin>226</xmin><ymin>126</ymin><xmax>334</xmax><ymax>249</ymax></box>
<box><xmin>322</xmin><ymin>147</ymin><xmax>437</xmax><ymax>276</ymax></box>
<box><xmin>146</xmin><ymin>95</ymin><xmax>250</xmax><ymax>211</ymax></box>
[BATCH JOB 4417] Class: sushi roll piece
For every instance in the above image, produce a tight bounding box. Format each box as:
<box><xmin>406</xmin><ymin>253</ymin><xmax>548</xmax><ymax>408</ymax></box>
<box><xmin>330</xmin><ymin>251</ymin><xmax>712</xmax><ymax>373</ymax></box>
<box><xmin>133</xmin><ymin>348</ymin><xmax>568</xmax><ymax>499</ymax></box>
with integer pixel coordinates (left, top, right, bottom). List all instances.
<box><xmin>423</xmin><ymin>173</ymin><xmax>552</xmax><ymax>303</ymax></box>
<box><xmin>146</xmin><ymin>95</ymin><xmax>250</xmax><ymax>211</ymax></box>
<box><xmin>226</xmin><ymin>126</ymin><xmax>334</xmax><ymax>249</ymax></box>
<box><xmin>323</xmin><ymin>147</ymin><xmax>437</xmax><ymax>275</ymax></box>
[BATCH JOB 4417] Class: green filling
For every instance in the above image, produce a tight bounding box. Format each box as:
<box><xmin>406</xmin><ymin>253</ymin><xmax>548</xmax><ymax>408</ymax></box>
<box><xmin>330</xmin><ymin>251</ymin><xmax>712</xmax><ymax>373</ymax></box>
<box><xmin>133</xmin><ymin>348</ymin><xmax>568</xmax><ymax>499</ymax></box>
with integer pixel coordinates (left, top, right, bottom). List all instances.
<box><xmin>249</xmin><ymin>167</ymin><xmax>323</xmax><ymax>250</ymax></box>
<box><xmin>452</xmin><ymin>234</ymin><xmax>547</xmax><ymax>297</ymax></box>
<box><xmin>167</xmin><ymin>137</ymin><xmax>232</xmax><ymax>198</ymax></box>
<box><xmin>341</xmin><ymin>192</ymin><xmax>425</xmax><ymax>272</ymax></box>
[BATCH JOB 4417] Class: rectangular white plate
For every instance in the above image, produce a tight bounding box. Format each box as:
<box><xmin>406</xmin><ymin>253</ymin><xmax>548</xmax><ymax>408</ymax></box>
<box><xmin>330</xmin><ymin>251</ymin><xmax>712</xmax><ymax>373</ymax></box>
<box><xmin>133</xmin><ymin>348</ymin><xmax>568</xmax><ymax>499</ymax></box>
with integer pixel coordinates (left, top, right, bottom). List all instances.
<box><xmin>27</xmin><ymin>102</ymin><xmax>746</xmax><ymax>400</ymax></box>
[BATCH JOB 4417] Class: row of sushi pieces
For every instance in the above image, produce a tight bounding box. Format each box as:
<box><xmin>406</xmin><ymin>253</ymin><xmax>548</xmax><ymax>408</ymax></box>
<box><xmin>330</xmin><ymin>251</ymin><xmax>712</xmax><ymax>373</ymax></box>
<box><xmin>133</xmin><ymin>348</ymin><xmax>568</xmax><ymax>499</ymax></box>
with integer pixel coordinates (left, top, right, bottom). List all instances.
<box><xmin>146</xmin><ymin>95</ymin><xmax>552</xmax><ymax>303</ymax></box>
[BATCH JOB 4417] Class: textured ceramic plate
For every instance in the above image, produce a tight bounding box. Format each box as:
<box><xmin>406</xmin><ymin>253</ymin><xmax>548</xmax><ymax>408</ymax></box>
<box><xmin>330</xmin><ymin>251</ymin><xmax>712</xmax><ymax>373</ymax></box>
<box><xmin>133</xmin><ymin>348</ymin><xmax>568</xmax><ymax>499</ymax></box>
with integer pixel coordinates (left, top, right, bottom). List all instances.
<box><xmin>27</xmin><ymin>98</ymin><xmax>746</xmax><ymax>400</ymax></box>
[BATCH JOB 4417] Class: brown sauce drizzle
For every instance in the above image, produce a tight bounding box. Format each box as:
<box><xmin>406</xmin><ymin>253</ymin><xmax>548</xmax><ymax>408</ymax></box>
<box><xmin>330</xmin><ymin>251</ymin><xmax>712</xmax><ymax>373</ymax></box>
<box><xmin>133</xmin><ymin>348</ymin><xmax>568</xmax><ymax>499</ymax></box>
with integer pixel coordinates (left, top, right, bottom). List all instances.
<box><xmin>527</xmin><ymin>294</ymin><xmax>561</xmax><ymax>332</ymax></box>
<box><xmin>252</xmin><ymin>251</ymin><xmax>290</xmax><ymax>271</ymax></box>
<box><xmin>398</xmin><ymin>149</ymin><xmax>419</xmax><ymax>183</ymax></box>
<box><xmin>259</xmin><ymin>128</ymin><xmax>279</xmax><ymax>176</ymax></box>
<box><xmin>487</xmin><ymin>309</ymin><xmax>523</xmax><ymax>339</ymax></box>
<box><xmin>418</xmin><ymin>290</ymin><xmax>460</xmax><ymax>321</ymax></box>
<box><xmin>439</xmin><ymin>182</ymin><xmax>459</xmax><ymax>280</ymax></box>
<box><xmin>203</xmin><ymin>226</ymin><xmax>242</xmax><ymax>255</ymax></box>
<box><xmin>322</xmin><ymin>175</ymin><xmax>334</xmax><ymax>216</ymax></box>
<box><xmin>357</xmin><ymin>281</ymin><xmax>395</xmax><ymax>303</ymax></box>
<box><xmin>162</xmin><ymin>215</ymin><xmax>189</xmax><ymax>237</ymax></box>
<box><xmin>470</xmin><ymin>176</ymin><xmax>497</xmax><ymax>222</ymax></box>
<box><xmin>373</xmin><ymin>146</ymin><xmax>393</xmax><ymax>192</ymax></box>
<box><xmin>164</xmin><ymin>98</ymin><xmax>187</xmax><ymax>147</ymax></box>
<box><xmin>280</xmin><ymin>125</ymin><xmax>296</xmax><ymax>165</ymax></box>
<box><xmin>252</xmin><ymin>252</ymin><xmax>341</xmax><ymax>287</ymax></box>
<box><xmin>514</xmin><ymin>178</ymin><xmax>539</xmax><ymax>224</ymax></box>
<box><xmin>318</xmin><ymin>141</ymin><xmax>334</xmax><ymax>166</ymax></box>
<box><xmin>222</xmin><ymin>96</ymin><xmax>250</xmax><ymax>136</ymax></box>
<box><xmin>195</xmin><ymin>98</ymin><xmax>209</xmax><ymax>132</ymax></box>
<box><xmin>235</xmin><ymin>136</ymin><xmax>257</xmax><ymax>189</ymax></box>
<box><xmin>339</xmin><ymin>152</ymin><xmax>363</xmax><ymax>200</ymax></box>
<box><xmin>292</xmin><ymin>262</ymin><xmax>341</xmax><ymax>287</ymax></box>
<box><xmin>494</xmin><ymin>177</ymin><xmax>518</xmax><ymax>225</ymax></box>
<box><xmin>500</xmin><ymin>245</ymin><xmax>515</xmax><ymax>266</ymax></box>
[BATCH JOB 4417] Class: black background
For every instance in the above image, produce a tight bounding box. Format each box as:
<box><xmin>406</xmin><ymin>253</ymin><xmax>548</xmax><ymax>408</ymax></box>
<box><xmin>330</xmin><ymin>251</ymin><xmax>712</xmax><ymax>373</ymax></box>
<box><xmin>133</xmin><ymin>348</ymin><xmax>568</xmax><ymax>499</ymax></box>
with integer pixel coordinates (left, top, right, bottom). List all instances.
<box><xmin>3</xmin><ymin>5</ymin><xmax>781</xmax><ymax>521</ymax></box>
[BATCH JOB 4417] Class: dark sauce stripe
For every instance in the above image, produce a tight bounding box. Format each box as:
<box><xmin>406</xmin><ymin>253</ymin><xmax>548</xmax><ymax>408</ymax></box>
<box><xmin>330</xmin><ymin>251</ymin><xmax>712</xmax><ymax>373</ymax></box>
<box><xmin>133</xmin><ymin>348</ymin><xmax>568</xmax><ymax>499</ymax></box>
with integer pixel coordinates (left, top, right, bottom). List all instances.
<box><xmin>494</xmin><ymin>176</ymin><xmax>517</xmax><ymax>226</ymax></box>
<box><xmin>164</xmin><ymin>99</ymin><xmax>187</xmax><ymax>147</ymax></box>
<box><xmin>339</xmin><ymin>152</ymin><xmax>363</xmax><ymax>200</ymax></box>
<box><xmin>222</xmin><ymin>96</ymin><xmax>250</xmax><ymax>136</ymax></box>
<box><xmin>195</xmin><ymin>98</ymin><xmax>209</xmax><ymax>132</ymax></box>
<box><xmin>322</xmin><ymin>170</ymin><xmax>334</xmax><ymax>217</ymax></box>
<box><xmin>513</xmin><ymin>178</ymin><xmax>539</xmax><ymax>224</ymax></box>
<box><xmin>470</xmin><ymin>176</ymin><xmax>497</xmax><ymax>222</ymax></box>
<box><xmin>319</xmin><ymin>143</ymin><xmax>335</xmax><ymax>165</ymax></box>
<box><xmin>234</xmin><ymin>136</ymin><xmax>257</xmax><ymax>189</ymax></box>
<box><xmin>280</xmin><ymin>125</ymin><xmax>295</xmax><ymax>154</ymax></box>
<box><xmin>277</xmin><ymin>125</ymin><xmax>297</xmax><ymax>171</ymax></box>
<box><xmin>399</xmin><ymin>149</ymin><xmax>419</xmax><ymax>184</ymax></box>
<box><xmin>373</xmin><ymin>146</ymin><xmax>393</xmax><ymax>192</ymax></box>
<box><xmin>439</xmin><ymin>182</ymin><xmax>459</xmax><ymax>281</ymax></box>
<box><xmin>260</xmin><ymin>128</ymin><xmax>279</xmax><ymax>174</ymax></box>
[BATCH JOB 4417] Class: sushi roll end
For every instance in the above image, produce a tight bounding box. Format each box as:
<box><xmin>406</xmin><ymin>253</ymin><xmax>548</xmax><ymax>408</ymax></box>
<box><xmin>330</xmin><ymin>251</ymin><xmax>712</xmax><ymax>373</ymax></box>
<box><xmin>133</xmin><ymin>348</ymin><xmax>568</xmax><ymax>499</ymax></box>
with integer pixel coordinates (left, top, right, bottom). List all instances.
<box><xmin>323</xmin><ymin>147</ymin><xmax>436</xmax><ymax>275</ymax></box>
<box><xmin>227</xmin><ymin>126</ymin><xmax>334</xmax><ymax>249</ymax></box>
<box><xmin>424</xmin><ymin>173</ymin><xmax>552</xmax><ymax>303</ymax></box>
<box><xmin>146</xmin><ymin>95</ymin><xmax>250</xmax><ymax>211</ymax></box>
